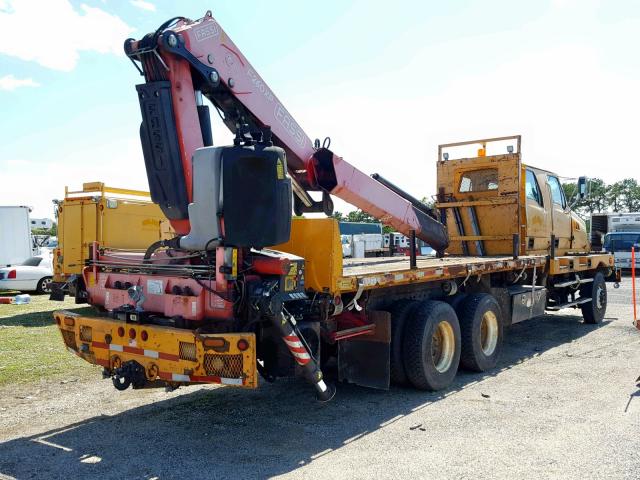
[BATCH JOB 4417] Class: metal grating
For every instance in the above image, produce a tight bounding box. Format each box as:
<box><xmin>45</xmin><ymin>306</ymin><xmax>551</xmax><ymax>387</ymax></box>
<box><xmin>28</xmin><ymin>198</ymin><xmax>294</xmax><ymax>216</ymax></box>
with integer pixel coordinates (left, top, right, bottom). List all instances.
<box><xmin>61</xmin><ymin>329</ymin><xmax>77</xmax><ymax>350</ymax></box>
<box><xmin>79</xmin><ymin>325</ymin><xmax>92</xmax><ymax>343</ymax></box>
<box><xmin>179</xmin><ymin>342</ymin><xmax>197</xmax><ymax>362</ymax></box>
<box><xmin>204</xmin><ymin>353</ymin><xmax>243</xmax><ymax>378</ymax></box>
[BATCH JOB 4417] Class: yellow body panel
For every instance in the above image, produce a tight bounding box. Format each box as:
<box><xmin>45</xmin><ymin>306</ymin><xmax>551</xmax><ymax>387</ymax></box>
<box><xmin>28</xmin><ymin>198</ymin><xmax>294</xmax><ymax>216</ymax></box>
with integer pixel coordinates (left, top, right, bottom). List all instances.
<box><xmin>548</xmin><ymin>253</ymin><xmax>614</xmax><ymax>275</ymax></box>
<box><xmin>273</xmin><ymin>217</ymin><xmax>343</xmax><ymax>294</ymax></box>
<box><xmin>437</xmin><ymin>153</ymin><xmax>523</xmax><ymax>255</ymax></box>
<box><xmin>55</xmin><ymin>310</ymin><xmax>257</xmax><ymax>388</ymax></box>
<box><xmin>54</xmin><ymin>183</ymin><xmax>171</xmax><ymax>281</ymax></box>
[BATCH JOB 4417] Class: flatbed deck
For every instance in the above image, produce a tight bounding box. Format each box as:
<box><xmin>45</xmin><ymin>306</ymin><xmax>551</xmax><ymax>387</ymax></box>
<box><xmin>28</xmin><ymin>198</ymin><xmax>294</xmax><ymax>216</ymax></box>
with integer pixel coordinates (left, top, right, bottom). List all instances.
<box><xmin>337</xmin><ymin>252</ymin><xmax>614</xmax><ymax>293</ymax></box>
<box><xmin>342</xmin><ymin>255</ymin><xmax>538</xmax><ymax>276</ymax></box>
<box><xmin>337</xmin><ymin>254</ymin><xmax>547</xmax><ymax>292</ymax></box>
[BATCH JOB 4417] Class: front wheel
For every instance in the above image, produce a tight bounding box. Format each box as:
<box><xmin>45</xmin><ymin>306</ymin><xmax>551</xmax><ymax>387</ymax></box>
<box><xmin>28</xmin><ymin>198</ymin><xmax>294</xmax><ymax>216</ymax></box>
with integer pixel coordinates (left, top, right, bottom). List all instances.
<box><xmin>580</xmin><ymin>272</ymin><xmax>607</xmax><ymax>324</ymax></box>
<box><xmin>402</xmin><ymin>301</ymin><xmax>461</xmax><ymax>391</ymax></box>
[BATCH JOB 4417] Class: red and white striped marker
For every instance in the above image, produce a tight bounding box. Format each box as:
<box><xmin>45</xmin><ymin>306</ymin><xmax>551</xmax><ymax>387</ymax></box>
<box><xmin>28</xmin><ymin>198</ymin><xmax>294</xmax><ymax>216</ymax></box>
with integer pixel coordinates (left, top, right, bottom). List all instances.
<box><xmin>283</xmin><ymin>334</ymin><xmax>311</xmax><ymax>365</ymax></box>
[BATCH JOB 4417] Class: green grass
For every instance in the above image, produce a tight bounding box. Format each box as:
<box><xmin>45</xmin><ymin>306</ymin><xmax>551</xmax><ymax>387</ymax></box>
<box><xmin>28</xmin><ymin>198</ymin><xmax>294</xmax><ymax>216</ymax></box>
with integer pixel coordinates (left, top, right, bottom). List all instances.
<box><xmin>0</xmin><ymin>295</ymin><xmax>98</xmax><ymax>386</ymax></box>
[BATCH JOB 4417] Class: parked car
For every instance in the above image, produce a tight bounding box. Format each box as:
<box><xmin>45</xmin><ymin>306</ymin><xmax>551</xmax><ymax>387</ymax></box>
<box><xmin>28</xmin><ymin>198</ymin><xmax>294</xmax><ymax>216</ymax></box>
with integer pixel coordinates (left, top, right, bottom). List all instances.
<box><xmin>0</xmin><ymin>254</ymin><xmax>53</xmax><ymax>293</ymax></box>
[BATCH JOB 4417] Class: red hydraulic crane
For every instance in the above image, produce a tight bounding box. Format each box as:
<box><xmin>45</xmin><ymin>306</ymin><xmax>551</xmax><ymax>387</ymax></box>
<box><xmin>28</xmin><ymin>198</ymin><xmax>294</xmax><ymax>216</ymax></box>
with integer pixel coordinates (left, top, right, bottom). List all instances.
<box><xmin>57</xmin><ymin>11</ymin><xmax>449</xmax><ymax>400</ymax></box>
<box><xmin>124</xmin><ymin>11</ymin><xmax>448</xmax><ymax>251</ymax></box>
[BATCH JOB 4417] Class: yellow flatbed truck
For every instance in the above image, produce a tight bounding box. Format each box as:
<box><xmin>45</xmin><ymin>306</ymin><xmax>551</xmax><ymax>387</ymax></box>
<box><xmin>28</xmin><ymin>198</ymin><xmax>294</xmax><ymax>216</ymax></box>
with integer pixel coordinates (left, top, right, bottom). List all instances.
<box><xmin>55</xmin><ymin>137</ymin><xmax>619</xmax><ymax>397</ymax></box>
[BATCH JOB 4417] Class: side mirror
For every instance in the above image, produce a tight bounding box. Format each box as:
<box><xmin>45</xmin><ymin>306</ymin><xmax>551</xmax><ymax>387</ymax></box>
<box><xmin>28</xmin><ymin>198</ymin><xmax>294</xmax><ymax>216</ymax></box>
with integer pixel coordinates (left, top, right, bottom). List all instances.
<box><xmin>577</xmin><ymin>176</ymin><xmax>588</xmax><ymax>199</ymax></box>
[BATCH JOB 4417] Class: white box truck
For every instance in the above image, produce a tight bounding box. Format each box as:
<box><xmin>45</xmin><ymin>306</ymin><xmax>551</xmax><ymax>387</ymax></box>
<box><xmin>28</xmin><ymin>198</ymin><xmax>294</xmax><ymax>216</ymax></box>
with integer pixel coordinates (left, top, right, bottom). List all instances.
<box><xmin>0</xmin><ymin>206</ymin><xmax>33</xmax><ymax>267</ymax></box>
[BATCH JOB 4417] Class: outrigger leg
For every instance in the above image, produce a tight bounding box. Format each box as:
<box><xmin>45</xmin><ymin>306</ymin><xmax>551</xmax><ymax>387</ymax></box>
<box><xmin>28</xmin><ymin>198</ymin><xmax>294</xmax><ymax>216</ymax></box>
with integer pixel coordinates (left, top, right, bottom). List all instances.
<box><xmin>268</xmin><ymin>311</ymin><xmax>336</xmax><ymax>402</ymax></box>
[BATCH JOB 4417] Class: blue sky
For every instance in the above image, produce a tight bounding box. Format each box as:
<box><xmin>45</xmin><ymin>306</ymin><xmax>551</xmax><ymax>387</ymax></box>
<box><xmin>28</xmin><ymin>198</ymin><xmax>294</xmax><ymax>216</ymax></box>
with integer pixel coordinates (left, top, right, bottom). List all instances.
<box><xmin>1</xmin><ymin>0</ymin><xmax>639</xmax><ymax>218</ymax></box>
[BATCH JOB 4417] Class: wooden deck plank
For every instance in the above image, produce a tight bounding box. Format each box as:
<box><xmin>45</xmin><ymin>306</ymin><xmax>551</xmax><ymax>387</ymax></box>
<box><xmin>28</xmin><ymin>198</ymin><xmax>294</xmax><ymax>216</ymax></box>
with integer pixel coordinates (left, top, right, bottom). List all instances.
<box><xmin>342</xmin><ymin>255</ymin><xmax>541</xmax><ymax>277</ymax></box>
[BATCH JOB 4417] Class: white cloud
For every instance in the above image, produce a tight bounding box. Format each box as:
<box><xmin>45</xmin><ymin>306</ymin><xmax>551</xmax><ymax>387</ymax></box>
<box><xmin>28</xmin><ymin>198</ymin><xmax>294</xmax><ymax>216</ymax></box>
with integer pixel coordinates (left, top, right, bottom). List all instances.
<box><xmin>0</xmin><ymin>74</ymin><xmax>40</xmax><ymax>91</ymax></box>
<box><xmin>0</xmin><ymin>137</ymin><xmax>149</xmax><ymax>218</ymax></box>
<box><xmin>130</xmin><ymin>0</ymin><xmax>155</xmax><ymax>12</ymax></box>
<box><xmin>0</xmin><ymin>0</ymin><xmax>134</xmax><ymax>71</ymax></box>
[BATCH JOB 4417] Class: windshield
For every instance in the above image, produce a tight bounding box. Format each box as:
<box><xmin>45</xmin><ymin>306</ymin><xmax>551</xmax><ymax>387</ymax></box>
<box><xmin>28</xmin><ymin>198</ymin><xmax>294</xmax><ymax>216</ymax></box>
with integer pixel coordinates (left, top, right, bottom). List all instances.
<box><xmin>21</xmin><ymin>257</ymin><xmax>43</xmax><ymax>267</ymax></box>
<box><xmin>603</xmin><ymin>233</ymin><xmax>640</xmax><ymax>252</ymax></box>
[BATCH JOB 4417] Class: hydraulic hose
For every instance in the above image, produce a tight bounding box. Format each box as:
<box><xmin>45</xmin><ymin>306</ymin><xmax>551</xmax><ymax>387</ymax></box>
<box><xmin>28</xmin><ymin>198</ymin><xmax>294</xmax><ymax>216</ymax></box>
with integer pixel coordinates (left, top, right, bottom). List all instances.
<box><xmin>143</xmin><ymin>237</ymin><xmax>182</xmax><ymax>262</ymax></box>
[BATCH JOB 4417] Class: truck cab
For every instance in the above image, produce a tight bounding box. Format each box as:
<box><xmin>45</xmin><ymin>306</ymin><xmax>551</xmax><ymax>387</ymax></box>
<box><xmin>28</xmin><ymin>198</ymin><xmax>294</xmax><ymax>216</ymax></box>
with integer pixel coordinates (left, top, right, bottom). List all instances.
<box><xmin>436</xmin><ymin>135</ymin><xmax>589</xmax><ymax>257</ymax></box>
<box><xmin>524</xmin><ymin>167</ymin><xmax>589</xmax><ymax>254</ymax></box>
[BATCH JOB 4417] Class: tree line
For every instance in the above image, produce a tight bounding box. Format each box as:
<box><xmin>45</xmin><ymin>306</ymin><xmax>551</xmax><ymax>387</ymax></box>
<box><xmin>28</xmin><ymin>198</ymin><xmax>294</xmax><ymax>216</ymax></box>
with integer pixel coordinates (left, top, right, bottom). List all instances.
<box><xmin>332</xmin><ymin>210</ymin><xmax>395</xmax><ymax>233</ymax></box>
<box><xmin>562</xmin><ymin>178</ymin><xmax>640</xmax><ymax>215</ymax></box>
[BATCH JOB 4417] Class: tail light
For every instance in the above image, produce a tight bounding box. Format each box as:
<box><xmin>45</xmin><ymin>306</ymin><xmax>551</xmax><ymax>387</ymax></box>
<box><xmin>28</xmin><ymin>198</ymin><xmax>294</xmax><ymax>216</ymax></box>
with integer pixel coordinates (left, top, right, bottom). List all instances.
<box><xmin>203</xmin><ymin>337</ymin><xmax>225</xmax><ymax>348</ymax></box>
<box><xmin>7</xmin><ymin>270</ymin><xmax>16</xmax><ymax>279</ymax></box>
<box><xmin>237</xmin><ymin>339</ymin><xmax>249</xmax><ymax>351</ymax></box>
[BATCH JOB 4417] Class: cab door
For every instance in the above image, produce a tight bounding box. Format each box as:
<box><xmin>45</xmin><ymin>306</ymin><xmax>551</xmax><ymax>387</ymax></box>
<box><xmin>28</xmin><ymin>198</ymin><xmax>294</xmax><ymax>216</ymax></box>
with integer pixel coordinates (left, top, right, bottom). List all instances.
<box><xmin>546</xmin><ymin>175</ymin><xmax>572</xmax><ymax>253</ymax></box>
<box><xmin>524</xmin><ymin>168</ymin><xmax>550</xmax><ymax>253</ymax></box>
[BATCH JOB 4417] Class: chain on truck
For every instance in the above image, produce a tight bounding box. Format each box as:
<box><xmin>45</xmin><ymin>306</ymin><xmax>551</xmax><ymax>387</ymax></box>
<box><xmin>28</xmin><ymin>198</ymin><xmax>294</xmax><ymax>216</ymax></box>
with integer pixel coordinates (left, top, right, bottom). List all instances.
<box><xmin>52</xmin><ymin>11</ymin><xmax>620</xmax><ymax>401</ymax></box>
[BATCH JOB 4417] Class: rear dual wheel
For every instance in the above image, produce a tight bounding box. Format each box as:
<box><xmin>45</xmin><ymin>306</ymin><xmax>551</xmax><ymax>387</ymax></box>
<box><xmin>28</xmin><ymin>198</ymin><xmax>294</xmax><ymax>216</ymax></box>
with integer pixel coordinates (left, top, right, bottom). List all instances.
<box><xmin>387</xmin><ymin>300</ymin><xmax>419</xmax><ymax>385</ymax></box>
<box><xmin>391</xmin><ymin>293</ymin><xmax>503</xmax><ymax>391</ymax></box>
<box><xmin>458</xmin><ymin>294</ymin><xmax>503</xmax><ymax>372</ymax></box>
<box><xmin>402</xmin><ymin>301</ymin><xmax>461</xmax><ymax>391</ymax></box>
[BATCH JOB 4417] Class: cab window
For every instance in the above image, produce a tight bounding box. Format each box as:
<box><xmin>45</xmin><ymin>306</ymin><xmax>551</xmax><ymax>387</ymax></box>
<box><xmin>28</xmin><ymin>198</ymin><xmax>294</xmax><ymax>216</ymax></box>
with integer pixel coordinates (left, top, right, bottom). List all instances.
<box><xmin>547</xmin><ymin>176</ymin><xmax>566</xmax><ymax>208</ymax></box>
<box><xmin>458</xmin><ymin>168</ymin><xmax>499</xmax><ymax>193</ymax></box>
<box><xmin>525</xmin><ymin>170</ymin><xmax>543</xmax><ymax>206</ymax></box>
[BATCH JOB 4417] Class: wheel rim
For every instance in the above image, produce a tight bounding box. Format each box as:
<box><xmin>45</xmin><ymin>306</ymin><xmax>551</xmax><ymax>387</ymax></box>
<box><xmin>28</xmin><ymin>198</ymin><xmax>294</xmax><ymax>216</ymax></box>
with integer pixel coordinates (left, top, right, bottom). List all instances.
<box><xmin>595</xmin><ymin>285</ymin><xmax>605</xmax><ymax>310</ymax></box>
<box><xmin>42</xmin><ymin>278</ymin><xmax>52</xmax><ymax>293</ymax></box>
<box><xmin>480</xmin><ymin>311</ymin><xmax>498</xmax><ymax>356</ymax></box>
<box><xmin>431</xmin><ymin>321</ymin><xmax>455</xmax><ymax>373</ymax></box>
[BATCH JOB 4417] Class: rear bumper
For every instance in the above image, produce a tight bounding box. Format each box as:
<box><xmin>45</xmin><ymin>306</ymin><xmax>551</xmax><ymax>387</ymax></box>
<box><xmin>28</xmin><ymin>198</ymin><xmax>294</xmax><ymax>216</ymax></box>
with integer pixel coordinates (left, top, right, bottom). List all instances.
<box><xmin>54</xmin><ymin>310</ymin><xmax>257</xmax><ymax>388</ymax></box>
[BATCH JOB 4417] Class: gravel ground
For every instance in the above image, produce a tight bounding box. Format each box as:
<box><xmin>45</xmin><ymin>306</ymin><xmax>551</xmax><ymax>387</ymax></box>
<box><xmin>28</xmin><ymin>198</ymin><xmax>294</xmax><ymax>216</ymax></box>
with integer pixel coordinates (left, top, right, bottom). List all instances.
<box><xmin>1</xmin><ymin>278</ymin><xmax>639</xmax><ymax>480</ymax></box>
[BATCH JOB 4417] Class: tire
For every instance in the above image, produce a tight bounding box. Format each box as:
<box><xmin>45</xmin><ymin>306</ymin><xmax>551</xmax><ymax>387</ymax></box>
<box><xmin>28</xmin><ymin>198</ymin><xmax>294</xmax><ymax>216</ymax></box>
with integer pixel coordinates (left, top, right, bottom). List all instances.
<box><xmin>37</xmin><ymin>276</ymin><xmax>53</xmax><ymax>294</ymax></box>
<box><xmin>580</xmin><ymin>272</ymin><xmax>607</xmax><ymax>324</ymax></box>
<box><xmin>445</xmin><ymin>293</ymin><xmax>467</xmax><ymax>315</ymax></box>
<box><xmin>402</xmin><ymin>300</ymin><xmax>461</xmax><ymax>391</ymax></box>
<box><xmin>387</xmin><ymin>299</ymin><xmax>419</xmax><ymax>385</ymax></box>
<box><xmin>458</xmin><ymin>293</ymin><xmax>504</xmax><ymax>372</ymax></box>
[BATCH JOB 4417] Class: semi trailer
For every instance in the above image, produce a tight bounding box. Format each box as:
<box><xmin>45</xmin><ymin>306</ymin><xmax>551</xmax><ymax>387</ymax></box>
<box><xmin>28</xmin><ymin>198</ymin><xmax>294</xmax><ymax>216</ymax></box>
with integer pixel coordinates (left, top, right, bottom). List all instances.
<box><xmin>54</xmin><ymin>11</ymin><xmax>618</xmax><ymax>400</ymax></box>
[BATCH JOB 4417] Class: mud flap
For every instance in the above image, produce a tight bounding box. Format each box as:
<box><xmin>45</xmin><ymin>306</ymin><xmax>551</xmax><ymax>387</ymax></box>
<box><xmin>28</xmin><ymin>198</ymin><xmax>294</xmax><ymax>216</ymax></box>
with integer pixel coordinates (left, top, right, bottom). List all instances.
<box><xmin>338</xmin><ymin>311</ymin><xmax>391</xmax><ymax>390</ymax></box>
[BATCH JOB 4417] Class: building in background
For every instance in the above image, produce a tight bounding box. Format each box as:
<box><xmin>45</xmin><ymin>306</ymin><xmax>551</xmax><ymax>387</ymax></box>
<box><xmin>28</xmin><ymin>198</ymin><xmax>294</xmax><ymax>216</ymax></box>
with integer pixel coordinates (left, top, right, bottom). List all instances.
<box><xmin>30</xmin><ymin>218</ymin><xmax>54</xmax><ymax>230</ymax></box>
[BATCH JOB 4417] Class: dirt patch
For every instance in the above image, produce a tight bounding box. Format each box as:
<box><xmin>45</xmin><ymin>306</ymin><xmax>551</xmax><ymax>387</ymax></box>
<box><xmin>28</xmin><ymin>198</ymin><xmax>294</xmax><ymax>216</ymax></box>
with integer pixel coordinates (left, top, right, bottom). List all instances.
<box><xmin>0</xmin><ymin>283</ymin><xmax>638</xmax><ymax>479</ymax></box>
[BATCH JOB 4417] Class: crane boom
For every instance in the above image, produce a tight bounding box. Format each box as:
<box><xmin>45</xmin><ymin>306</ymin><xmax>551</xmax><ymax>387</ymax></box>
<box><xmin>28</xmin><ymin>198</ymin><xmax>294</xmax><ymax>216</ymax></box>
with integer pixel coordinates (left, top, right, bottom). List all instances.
<box><xmin>125</xmin><ymin>11</ymin><xmax>448</xmax><ymax>251</ymax></box>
